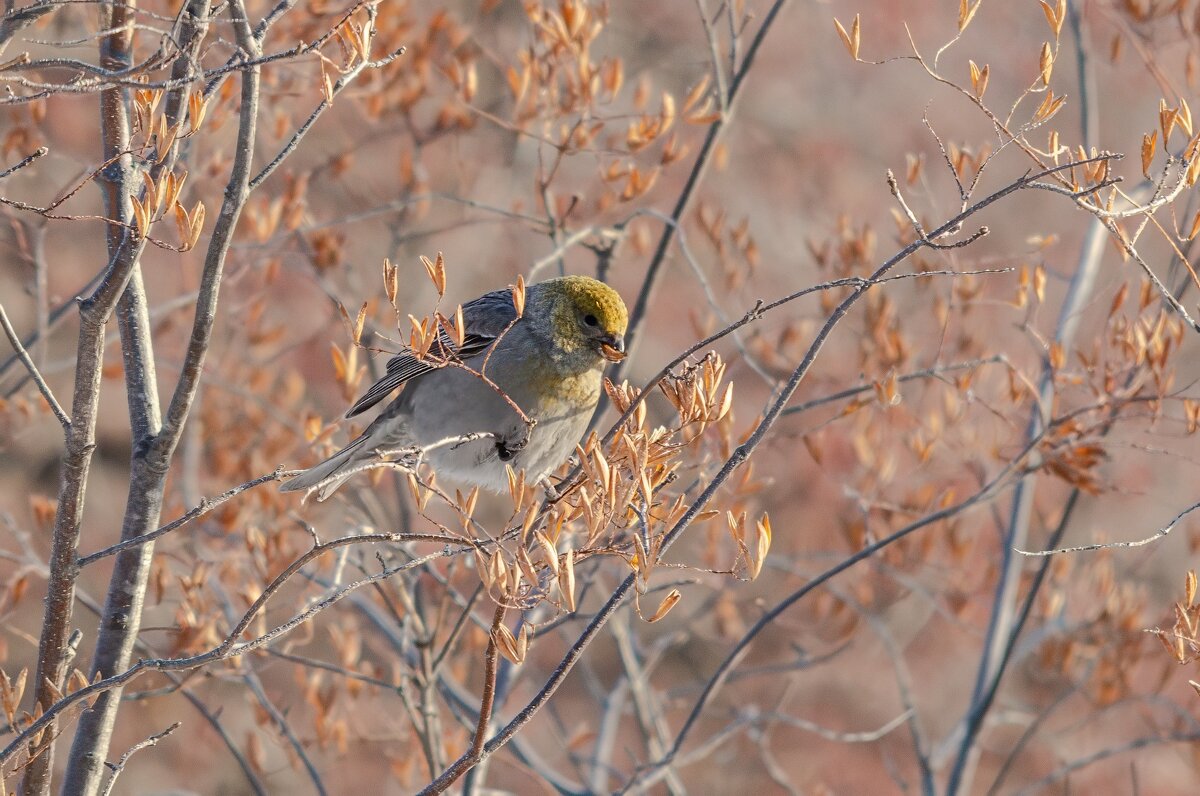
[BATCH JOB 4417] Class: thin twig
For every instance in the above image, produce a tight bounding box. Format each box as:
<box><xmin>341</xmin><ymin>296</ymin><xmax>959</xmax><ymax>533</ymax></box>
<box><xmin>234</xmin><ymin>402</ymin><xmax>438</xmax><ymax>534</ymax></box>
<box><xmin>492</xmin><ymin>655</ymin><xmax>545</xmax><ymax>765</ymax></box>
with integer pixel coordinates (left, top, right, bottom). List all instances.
<box><xmin>249</xmin><ymin>33</ymin><xmax>405</xmax><ymax>188</ymax></box>
<box><xmin>0</xmin><ymin>146</ymin><xmax>47</xmax><ymax>179</ymax></box>
<box><xmin>97</xmin><ymin>722</ymin><xmax>181</xmax><ymax>796</ymax></box>
<box><xmin>1013</xmin><ymin>732</ymin><xmax>1200</xmax><ymax>796</ymax></box>
<box><xmin>1017</xmin><ymin>498</ymin><xmax>1200</xmax><ymax>556</ymax></box>
<box><xmin>418</xmin><ymin>604</ymin><xmax>507</xmax><ymax>794</ymax></box>
<box><xmin>241</xmin><ymin>670</ymin><xmax>328</xmax><ymax>796</ymax></box>
<box><xmin>0</xmin><ymin>300</ymin><xmax>69</xmax><ymax>427</ymax></box>
<box><xmin>780</xmin><ymin>355</ymin><xmax>1010</xmax><ymax>417</ymax></box>
<box><xmin>77</xmin><ymin>469</ymin><xmax>284</xmax><ymax>566</ymax></box>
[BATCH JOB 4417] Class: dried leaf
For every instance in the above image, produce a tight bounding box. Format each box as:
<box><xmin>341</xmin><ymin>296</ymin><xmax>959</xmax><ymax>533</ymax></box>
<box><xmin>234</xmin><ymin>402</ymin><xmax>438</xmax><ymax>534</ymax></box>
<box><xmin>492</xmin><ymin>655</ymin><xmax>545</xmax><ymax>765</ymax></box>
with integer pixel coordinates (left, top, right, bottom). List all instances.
<box><xmin>41</xmin><ymin>676</ymin><xmax>62</xmax><ymax>705</ymax></box>
<box><xmin>726</xmin><ymin>510</ymin><xmax>746</xmax><ymax>543</ymax></box>
<box><xmin>0</xmin><ymin>667</ymin><xmax>27</xmax><ymax>725</ymax></box>
<box><xmin>1142</xmin><ymin>131</ymin><xmax>1157</xmax><ymax>179</ymax></box>
<box><xmin>646</xmin><ymin>589</ymin><xmax>681</xmax><ymax>623</ymax></box>
<box><xmin>383</xmin><ymin>258</ymin><xmax>399</xmax><ymax>304</ymax></box>
<box><xmin>1038</xmin><ymin>0</ymin><xmax>1062</xmax><ymax>38</ymax></box>
<box><xmin>130</xmin><ymin>195</ymin><xmax>149</xmax><ymax>239</ymax></box>
<box><xmin>436</xmin><ymin>302</ymin><xmax>457</xmax><ymax>351</ymax></box>
<box><xmin>506</xmin><ymin>464</ymin><xmax>525</xmax><ymax>508</ymax></box>
<box><xmin>660</xmin><ymin>91</ymin><xmax>676</xmax><ymax>131</ymax></box>
<box><xmin>1161</xmin><ymin>99</ymin><xmax>1179</xmax><ymax>144</ymax></box>
<box><xmin>420</xmin><ymin>252</ymin><xmax>447</xmax><ymax>297</ymax></box>
<box><xmin>833</xmin><ymin>14</ymin><xmax>861</xmax><ymax>60</ymax></box>
<box><xmin>1109</xmin><ymin>282</ymin><xmax>1128</xmax><ymax>318</ymax></box>
<box><xmin>682</xmin><ymin>74</ymin><xmax>710</xmax><ymax>113</ymax></box>
<box><xmin>493</xmin><ymin>623</ymin><xmax>525</xmax><ymax>665</ymax></box>
<box><xmin>536</xmin><ymin>531</ymin><xmax>559</xmax><ymax>575</ymax></box>
<box><xmin>958</xmin><ymin>0</ymin><xmax>981</xmax><ymax>32</ymax></box>
<box><xmin>187</xmin><ymin>201</ymin><xmax>206</xmax><ymax>248</ymax></box>
<box><xmin>353</xmin><ymin>302</ymin><xmax>368</xmax><ymax>345</ymax></box>
<box><xmin>1033</xmin><ymin>90</ymin><xmax>1066</xmax><ymax>123</ymax></box>
<box><xmin>512</xmin><ymin>274</ymin><xmax>526</xmax><ymax>316</ymax></box>
<box><xmin>141</xmin><ymin>169</ymin><xmax>159</xmax><ymax>216</ymax></box>
<box><xmin>157</xmin><ymin>121</ymin><xmax>181</xmax><ymax>163</ymax></box>
<box><xmin>559</xmin><ymin>549</ymin><xmax>576</xmax><ymax>612</ymax></box>
<box><xmin>749</xmin><ymin>513</ymin><xmax>772</xmax><ymax>580</ymax></box>
<box><xmin>330</xmin><ymin>343</ymin><xmax>348</xmax><ymax>381</ymax></box>
<box><xmin>188</xmin><ymin>89</ymin><xmax>209</xmax><ymax>132</ymax></box>
<box><xmin>969</xmin><ymin>60</ymin><xmax>989</xmax><ymax>98</ymax></box>
<box><xmin>715</xmin><ymin>382</ymin><xmax>734</xmax><ymax>420</ymax></box>
<box><xmin>164</xmin><ymin>169</ymin><xmax>187</xmax><ymax>212</ymax></box>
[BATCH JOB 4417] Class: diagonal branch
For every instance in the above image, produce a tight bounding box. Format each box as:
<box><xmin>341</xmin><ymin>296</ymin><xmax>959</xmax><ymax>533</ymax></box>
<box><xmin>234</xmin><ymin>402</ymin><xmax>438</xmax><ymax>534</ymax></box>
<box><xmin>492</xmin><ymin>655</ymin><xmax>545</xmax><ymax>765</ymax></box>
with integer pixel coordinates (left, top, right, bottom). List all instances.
<box><xmin>0</xmin><ymin>300</ymin><xmax>68</xmax><ymax>427</ymax></box>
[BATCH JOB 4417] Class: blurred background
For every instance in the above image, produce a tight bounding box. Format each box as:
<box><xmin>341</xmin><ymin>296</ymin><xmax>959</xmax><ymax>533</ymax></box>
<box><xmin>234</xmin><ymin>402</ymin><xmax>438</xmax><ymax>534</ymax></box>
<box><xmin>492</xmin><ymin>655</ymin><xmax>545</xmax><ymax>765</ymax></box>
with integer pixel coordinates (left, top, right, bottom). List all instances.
<box><xmin>4</xmin><ymin>0</ymin><xmax>1200</xmax><ymax>792</ymax></box>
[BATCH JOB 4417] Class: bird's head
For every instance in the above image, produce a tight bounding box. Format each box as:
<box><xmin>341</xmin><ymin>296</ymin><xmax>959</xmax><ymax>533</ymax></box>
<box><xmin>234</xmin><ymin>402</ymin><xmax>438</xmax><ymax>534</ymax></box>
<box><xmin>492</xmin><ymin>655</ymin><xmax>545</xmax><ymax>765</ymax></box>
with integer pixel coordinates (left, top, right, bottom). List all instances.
<box><xmin>538</xmin><ymin>275</ymin><xmax>628</xmax><ymax>363</ymax></box>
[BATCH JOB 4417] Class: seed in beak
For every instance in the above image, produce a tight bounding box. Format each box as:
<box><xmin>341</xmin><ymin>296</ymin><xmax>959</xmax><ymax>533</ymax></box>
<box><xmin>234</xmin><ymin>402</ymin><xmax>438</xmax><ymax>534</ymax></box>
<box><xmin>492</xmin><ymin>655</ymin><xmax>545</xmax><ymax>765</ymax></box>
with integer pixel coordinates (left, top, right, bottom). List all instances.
<box><xmin>600</xmin><ymin>342</ymin><xmax>625</xmax><ymax>362</ymax></box>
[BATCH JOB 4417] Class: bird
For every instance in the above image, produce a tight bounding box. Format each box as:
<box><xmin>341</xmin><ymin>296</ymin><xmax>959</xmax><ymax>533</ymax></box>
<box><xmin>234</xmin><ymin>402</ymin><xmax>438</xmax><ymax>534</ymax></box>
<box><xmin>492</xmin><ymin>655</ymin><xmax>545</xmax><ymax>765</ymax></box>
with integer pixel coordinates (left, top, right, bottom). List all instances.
<box><xmin>281</xmin><ymin>275</ymin><xmax>628</xmax><ymax>500</ymax></box>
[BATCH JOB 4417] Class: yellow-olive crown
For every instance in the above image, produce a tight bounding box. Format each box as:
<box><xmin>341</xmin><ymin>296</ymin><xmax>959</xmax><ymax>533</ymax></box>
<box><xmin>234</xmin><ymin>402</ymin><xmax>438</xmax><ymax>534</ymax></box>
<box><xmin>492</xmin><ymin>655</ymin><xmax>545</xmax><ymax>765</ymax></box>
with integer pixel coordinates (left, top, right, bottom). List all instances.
<box><xmin>543</xmin><ymin>275</ymin><xmax>628</xmax><ymax>338</ymax></box>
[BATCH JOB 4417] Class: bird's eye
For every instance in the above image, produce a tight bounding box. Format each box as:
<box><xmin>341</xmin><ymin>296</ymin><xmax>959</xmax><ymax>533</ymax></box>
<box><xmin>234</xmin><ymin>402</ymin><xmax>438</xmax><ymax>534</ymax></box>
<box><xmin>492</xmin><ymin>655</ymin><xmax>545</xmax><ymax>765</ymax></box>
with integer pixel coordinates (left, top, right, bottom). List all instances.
<box><xmin>584</xmin><ymin>314</ymin><xmax>599</xmax><ymax>327</ymax></box>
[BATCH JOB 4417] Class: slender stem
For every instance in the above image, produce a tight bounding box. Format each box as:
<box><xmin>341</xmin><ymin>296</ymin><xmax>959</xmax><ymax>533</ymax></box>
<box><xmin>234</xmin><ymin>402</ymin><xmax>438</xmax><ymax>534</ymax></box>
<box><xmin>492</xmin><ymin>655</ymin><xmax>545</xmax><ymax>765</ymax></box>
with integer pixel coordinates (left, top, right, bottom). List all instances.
<box><xmin>0</xmin><ymin>300</ymin><xmax>68</xmax><ymax>427</ymax></box>
<box><xmin>97</xmin><ymin>723</ymin><xmax>180</xmax><ymax>796</ymax></box>
<box><xmin>77</xmin><ymin>469</ymin><xmax>282</xmax><ymax>567</ymax></box>
<box><xmin>418</xmin><ymin>604</ymin><xmax>507</xmax><ymax>794</ymax></box>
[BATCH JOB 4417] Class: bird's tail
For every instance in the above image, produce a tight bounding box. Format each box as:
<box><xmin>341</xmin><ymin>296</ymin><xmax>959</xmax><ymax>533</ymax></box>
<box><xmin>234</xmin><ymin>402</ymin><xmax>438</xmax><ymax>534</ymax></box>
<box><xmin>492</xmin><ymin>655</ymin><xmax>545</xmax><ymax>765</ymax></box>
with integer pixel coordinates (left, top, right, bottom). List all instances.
<box><xmin>280</xmin><ymin>435</ymin><xmax>372</xmax><ymax>500</ymax></box>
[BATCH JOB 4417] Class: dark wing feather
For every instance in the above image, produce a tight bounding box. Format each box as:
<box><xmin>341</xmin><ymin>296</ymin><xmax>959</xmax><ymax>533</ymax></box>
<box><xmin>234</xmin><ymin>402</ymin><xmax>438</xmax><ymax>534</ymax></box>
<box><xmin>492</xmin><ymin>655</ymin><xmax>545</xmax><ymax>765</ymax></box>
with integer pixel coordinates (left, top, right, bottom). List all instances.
<box><xmin>343</xmin><ymin>288</ymin><xmax>520</xmax><ymax>418</ymax></box>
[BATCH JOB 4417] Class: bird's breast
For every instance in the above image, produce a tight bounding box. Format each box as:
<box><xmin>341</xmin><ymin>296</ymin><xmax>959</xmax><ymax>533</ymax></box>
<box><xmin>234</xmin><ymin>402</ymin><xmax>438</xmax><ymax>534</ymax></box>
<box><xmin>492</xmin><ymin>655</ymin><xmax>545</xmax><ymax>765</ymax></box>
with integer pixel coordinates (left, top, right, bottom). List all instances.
<box><xmin>521</xmin><ymin>366</ymin><xmax>601</xmax><ymax>410</ymax></box>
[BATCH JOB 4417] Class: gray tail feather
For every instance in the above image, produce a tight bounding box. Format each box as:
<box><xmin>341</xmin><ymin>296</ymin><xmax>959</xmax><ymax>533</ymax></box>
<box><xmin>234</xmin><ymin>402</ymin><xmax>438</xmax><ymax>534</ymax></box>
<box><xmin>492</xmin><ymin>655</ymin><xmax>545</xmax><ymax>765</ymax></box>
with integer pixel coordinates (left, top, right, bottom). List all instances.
<box><xmin>280</xmin><ymin>435</ymin><xmax>370</xmax><ymax>499</ymax></box>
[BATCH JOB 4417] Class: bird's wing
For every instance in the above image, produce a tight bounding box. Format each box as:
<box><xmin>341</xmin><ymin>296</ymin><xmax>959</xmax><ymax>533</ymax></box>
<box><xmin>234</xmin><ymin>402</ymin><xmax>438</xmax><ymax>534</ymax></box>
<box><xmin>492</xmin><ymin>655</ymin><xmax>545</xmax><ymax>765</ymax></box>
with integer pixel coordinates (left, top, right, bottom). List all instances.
<box><xmin>344</xmin><ymin>288</ymin><xmax>520</xmax><ymax>418</ymax></box>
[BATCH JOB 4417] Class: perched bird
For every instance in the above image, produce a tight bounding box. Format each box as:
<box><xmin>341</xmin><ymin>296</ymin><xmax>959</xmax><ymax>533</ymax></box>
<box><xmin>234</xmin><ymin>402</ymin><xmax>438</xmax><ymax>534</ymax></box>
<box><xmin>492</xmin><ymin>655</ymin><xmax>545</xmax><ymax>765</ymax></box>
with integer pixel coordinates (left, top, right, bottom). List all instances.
<box><xmin>282</xmin><ymin>275</ymin><xmax>628</xmax><ymax>500</ymax></box>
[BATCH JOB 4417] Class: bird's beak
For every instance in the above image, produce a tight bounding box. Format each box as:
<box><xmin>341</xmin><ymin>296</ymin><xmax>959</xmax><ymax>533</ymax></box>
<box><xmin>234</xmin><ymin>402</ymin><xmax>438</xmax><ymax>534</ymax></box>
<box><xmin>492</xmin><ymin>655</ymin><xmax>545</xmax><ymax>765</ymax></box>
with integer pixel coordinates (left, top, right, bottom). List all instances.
<box><xmin>599</xmin><ymin>334</ymin><xmax>626</xmax><ymax>362</ymax></box>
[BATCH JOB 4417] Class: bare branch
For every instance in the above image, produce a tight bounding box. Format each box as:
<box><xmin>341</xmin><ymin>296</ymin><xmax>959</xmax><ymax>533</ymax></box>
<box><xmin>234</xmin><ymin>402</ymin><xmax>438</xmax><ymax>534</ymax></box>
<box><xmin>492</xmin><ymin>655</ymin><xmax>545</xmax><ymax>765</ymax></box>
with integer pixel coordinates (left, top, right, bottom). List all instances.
<box><xmin>97</xmin><ymin>722</ymin><xmax>181</xmax><ymax>796</ymax></box>
<box><xmin>76</xmin><ymin>469</ymin><xmax>284</xmax><ymax>566</ymax></box>
<box><xmin>0</xmin><ymin>300</ymin><xmax>69</xmax><ymax>428</ymax></box>
<box><xmin>1017</xmin><ymin>498</ymin><xmax>1200</xmax><ymax>556</ymax></box>
<box><xmin>0</xmin><ymin>146</ymin><xmax>47</xmax><ymax>179</ymax></box>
